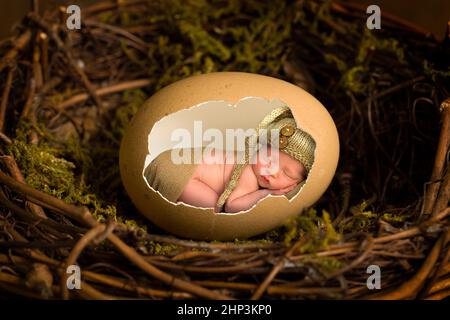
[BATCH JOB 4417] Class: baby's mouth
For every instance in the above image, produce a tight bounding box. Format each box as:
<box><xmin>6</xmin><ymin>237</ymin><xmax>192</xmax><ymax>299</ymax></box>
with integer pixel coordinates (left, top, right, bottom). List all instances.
<box><xmin>261</xmin><ymin>175</ymin><xmax>270</xmax><ymax>184</ymax></box>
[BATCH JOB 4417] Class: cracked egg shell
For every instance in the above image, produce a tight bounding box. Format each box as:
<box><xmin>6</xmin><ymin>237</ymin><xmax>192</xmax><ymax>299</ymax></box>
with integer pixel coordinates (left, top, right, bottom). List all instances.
<box><xmin>119</xmin><ymin>72</ymin><xmax>339</xmax><ymax>241</ymax></box>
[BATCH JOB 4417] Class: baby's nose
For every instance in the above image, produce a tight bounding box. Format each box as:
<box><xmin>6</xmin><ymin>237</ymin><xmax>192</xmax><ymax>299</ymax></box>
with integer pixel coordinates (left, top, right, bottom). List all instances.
<box><xmin>261</xmin><ymin>164</ymin><xmax>277</xmax><ymax>175</ymax></box>
<box><xmin>268</xmin><ymin>168</ymin><xmax>280</xmax><ymax>178</ymax></box>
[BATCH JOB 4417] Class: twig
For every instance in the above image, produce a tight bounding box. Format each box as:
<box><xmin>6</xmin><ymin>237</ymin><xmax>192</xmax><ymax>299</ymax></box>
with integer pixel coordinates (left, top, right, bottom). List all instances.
<box><xmin>251</xmin><ymin>239</ymin><xmax>304</xmax><ymax>300</ymax></box>
<box><xmin>0</xmin><ymin>281</ymin><xmax>44</xmax><ymax>299</ymax></box>
<box><xmin>332</xmin><ymin>1</ymin><xmax>432</xmax><ymax>36</ymax></box>
<box><xmin>0</xmin><ymin>170</ymin><xmax>234</xmax><ymax>299</ymax></box>
<box><xmin>74</xmin><ymin>281</ymin><xmax>116</xmax><ymax>300</ymax></box>
<box><xmin>61</xmin><ymin>224</ymin><xmax>106</xmax><ymax>299</ymax></box>
<box><xmin>57</xmin><ymin>79</ymin><xmax>153</xmax><ymax>110</ymax></box>
<box><xmin>110</xmin><ymin>234</ymin><xmax>237</xmax><ymax>300</ymax></box>
<box><xmin>423</xmin><ymin>288</ymin><xmax>450</xmax><ymax>300</ymax></box>
<box><xmin>0</xmin><ymin>67</ymin><xmax>14</xmax><ymax>132</ymax></box>
<box><xmin>366</xmin><ymin>228</ymin><xmax>450</xmax><ymax>299</ymax></box>
<box><xmin>84</xmin><ymin>19</ymin><xmax>149</xmax><ymax>52</ymax></box>
<box><xmin>0</xmin><ymin>155</ymin><xmax>47</xmax><ymax>219</ymax></box>
<box><xmin>0</xmin><ymin>170</ymin><xmax>98</xmax><ymax>226</ymax></box>
<box><xmin>326</xmin><ymin>236</ymin><xmax>375</xmax><ymax>281</ymax></box>
<box><xmin>0</xmin><ymin>30</ymin><xmax>32</xmax><ymax>73</ymax></box>
<box><xmin>0</xmin><ymin>253</ymin><xmax>193</xmax><ymax>299</ymax></box>
<box><xmin>0</xmin><ymin>132</ymin><xmax>12</xmax><ymax>145</ymax></box>
<box><xmin>39</xmin><ymin>32</ymin><xmax>48</xmax><ymax>82</ymax></box>
<box><xmin>32</xmin><ymin>33</ymin><xmax>43</xmax><ymax>90</ymax></box>
<box><xmin>116</xmin><ymin>225</ymin><xmax>282</xmax><ymax>250</ymax></box>
<box><xmin>0</xmin><ymin>240</ymin><xmax>77</xmax><ymax>249</ymax></box>
<box><xmin>425</xmin><ymin>277</ymin><xmax>450</xmax><ymax>297</ymax></box>
<box><xmin>31</xmin><ymin>0</ymin><xmax>39</xmax><ymax>13</ymax></box>
<box><xmin>27</xmin><ymin>12</ymin><xmax>105</xmax><ymax>113</ymax></box>
<box><xmin>432</xmin><ymin>165</ymin><xmax>450</xmax><ymax>216</ymax></box>
<box><xmin>420</xmin><ymin>227</ymin><xmax>450</xmax><ymax>297</ymax></box>
<box><xmin>422</xmin><ymin>99</ymin><xmax>450</xmax><ymax>215</ymax></box>
<box><xmin>145</xmin><ymin>257</ymin><xmax>265</xmax><ymax>273</ymax></box>
<box><xmin>333</xmin><ymin>171</ymin><xmax>352</xmax><ymax>226</ymax></box>
<box><xmin>20</xmin><ymin>79</ymin><xmax>36</xmax><ymax>119</ymax></box>
<box><xmin>82</xmin><ymin>271</ymin><xmax>194</xmax><ymax>299</ymax></box>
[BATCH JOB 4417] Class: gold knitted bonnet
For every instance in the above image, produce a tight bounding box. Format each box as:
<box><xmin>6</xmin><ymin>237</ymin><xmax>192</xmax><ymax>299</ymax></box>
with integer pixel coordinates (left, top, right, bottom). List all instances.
<box><xmin>257</xmin><ymin>106</ymin><xmax>315</xmax><ymax>172</ymax></box>
<box><xmin>215</xmin><ymin>105</ymin><xmax>316</xmax><ymax>212</ymax></box>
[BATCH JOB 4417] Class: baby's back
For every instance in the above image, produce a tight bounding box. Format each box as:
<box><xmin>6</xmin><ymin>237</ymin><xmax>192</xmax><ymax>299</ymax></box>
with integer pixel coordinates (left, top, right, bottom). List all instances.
<box><xmin>192</xmin><ymin>149</ymin><xmax>241</xmax><ymax>195</ymax></box>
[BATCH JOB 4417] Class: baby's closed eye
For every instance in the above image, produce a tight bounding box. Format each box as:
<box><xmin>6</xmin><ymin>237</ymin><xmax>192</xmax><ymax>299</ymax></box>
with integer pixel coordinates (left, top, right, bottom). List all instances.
<box><xmin>283</xmin><ymin>169</ymin><xmax>300</xmax><ymax>181</ymax></box>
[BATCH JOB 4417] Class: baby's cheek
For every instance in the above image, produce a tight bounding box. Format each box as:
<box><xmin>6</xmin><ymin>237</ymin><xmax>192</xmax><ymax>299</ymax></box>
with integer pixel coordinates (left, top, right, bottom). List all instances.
<box><xmin>283</xmin><ymin>177</ymin><xmax>298</xmax><ymax>188</ymax></box>
<box><xmin>271</xmin><ymin>178</ymin><xmax>286</xmax><ymax>189</ymax></box>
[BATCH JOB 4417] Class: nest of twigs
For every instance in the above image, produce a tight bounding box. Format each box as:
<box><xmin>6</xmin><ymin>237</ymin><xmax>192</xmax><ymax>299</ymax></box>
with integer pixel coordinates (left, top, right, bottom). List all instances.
<box><xmin>0</xmin><ymin>0</ymin><xmax>449</xmax><ymax>300</ymax></box>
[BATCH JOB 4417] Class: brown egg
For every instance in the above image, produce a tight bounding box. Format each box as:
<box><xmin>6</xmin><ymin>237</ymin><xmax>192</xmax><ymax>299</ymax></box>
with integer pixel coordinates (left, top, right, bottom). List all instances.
<box><xmin>119</xmin><ymin>72</ymin><xmax>339</xmax><ymax>241</ymax></box>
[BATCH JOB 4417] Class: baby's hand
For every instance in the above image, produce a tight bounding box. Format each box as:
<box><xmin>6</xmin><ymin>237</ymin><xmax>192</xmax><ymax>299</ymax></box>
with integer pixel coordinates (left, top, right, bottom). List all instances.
<box><xmin>268</xmin><ymin>184</ymin><xmax>297</xmax><ymax>195</ymax></box>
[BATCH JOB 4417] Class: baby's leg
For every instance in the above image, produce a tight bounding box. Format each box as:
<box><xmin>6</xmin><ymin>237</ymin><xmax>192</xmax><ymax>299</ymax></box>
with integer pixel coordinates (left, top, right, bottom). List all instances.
<box><xmin>177</xmin><ymin>178</ymin><xmax>219</xmax><ymax>209</ymax></box>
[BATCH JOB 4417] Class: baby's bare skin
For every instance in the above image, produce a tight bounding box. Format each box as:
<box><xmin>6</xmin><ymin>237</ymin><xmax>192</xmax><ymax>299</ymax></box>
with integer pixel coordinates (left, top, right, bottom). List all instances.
<box><xmin>177</xmin><ymin>145</ymin><xmax>306</xmax><ymax>213</ymax></box>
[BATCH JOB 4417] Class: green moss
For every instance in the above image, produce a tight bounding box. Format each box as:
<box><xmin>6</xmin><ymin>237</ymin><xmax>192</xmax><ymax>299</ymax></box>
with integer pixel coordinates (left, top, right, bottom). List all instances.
<box><xmin>381</xmin><ymin>212</ymin><xmax>409</xmax><ymax>224</ymax></box>
<box><xmin>110</xmin><ymin>0</ymin><xmax>295</xmax><ymax>89</ymax></box>
<box><xmin>302</xmin><ymin>255</ymin><xmax>343</xmax><ymax>274</ymax></box>
<box><xmin>324</xmin><ymin>54</ymin><xmax>347</xmax><ymax>73</ymax></box>
<box><xmin>337</xmin><ymin>200</ymin><xmax>418</xmax><ymax>233</ymax></box>
<box><xmin>178</xmin><ymin>21</ymin><xmax>231</xmax><ymax>62</ymax></box>
<box><xmin>279</xmin><ymin>208</ymin><xmax>342</xmax><ymax>253</ymax></box>
<box><xmin>6</xmin><ymin>89</ymin><xmax>150</xmax><ymax>230</ymax></box>
<box><xmin>423</xmin><ymin>60</ymin><xmax>450</xmax><ymax>81</ymax></box>
<box><xmin>120</xmin><ymin>41</ymin><xmax>146</xmax><ymax>68</ymax></box>
<box><xmin>6</xmin><ymin>121</ymin><xmax>118</xmax><ymax>222</ymax></box>
<box><xmin>8</xmin><ymin>138</ymin><xmax>76</xmax><ymax>198</ymax></box>
<box><xmin>312</xmin><ymin>14</ymin><xmax>408</xmax><ymax>95</ymax></box>
<box><xmin>135</xmin><ymin>240</ymin><xmax>178</xmax><ymax>256</ymax></box>
<box><xmin>356</xmin><ymin>28</ymin><xmax>406</xmax><ymax>65</ymax></box>
<box><xmin>47</xmin><ymin>85</ymin><xmax>83</xmax><ymax>106</ymax></box>
<box><xmin>150</xmin><ymin>241</ymin><xmax>179</xmax><ymax>255</ymax></box>
<box><xmin>337</xmin><ymin>200</ymin><xmax>378</xmax><ymax>233</ymax></box>
<box><xmin>98</xmin><ymin>11</ymin><xmax>114</xmax><ymax>24</ymax></box>
<box><xmin>111</xmin><ymin>89</ymin><xmax>147</xmax><ymax>141</ymax></box>
<box><xmin>341</xmin><ymin>66</ymin><xmax>368</xmax><ymax>94</ymax></box>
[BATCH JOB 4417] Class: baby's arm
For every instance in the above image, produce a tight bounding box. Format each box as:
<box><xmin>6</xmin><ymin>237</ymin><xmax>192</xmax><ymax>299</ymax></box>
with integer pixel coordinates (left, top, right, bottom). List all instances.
<box><xmin>224</xmin><ymin>189</ymin><xmax>272</xmax><ymax>213</ymax></box>
<box><xmin>178</xmin><ymin>177</ymin><xmax>218</xmax><ymax>209</ymax></box>
<box><xmin>224</xmin><ymin>167</ymin><xmax>298</xmax><ymax>213</ymax></box>
<box><xmin>224</xmin><ymin>166</ymin><xmax>270</xmax><ymax>213</ymax></box>
<box><xmin>225</xmin><ymin>186</ymin><xmax>296</xmax><ymax>213</ymax></box>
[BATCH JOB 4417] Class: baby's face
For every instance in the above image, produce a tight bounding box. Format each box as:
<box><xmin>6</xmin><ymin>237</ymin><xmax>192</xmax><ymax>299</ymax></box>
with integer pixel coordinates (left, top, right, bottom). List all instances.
<box><xmin>251</xmin><ymin>146</ymin><xmax>306</xmax><ymax>190</ymax></box>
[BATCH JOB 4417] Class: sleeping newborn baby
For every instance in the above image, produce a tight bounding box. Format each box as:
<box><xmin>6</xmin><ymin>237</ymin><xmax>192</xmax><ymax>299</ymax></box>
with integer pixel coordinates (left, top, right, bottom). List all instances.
<box><xmin>144</xmin><ymin>105</ymin><xmax>315</xmax><ymax>213</ymax></box>
<box><xmin>178</xmin><ymin>145</ymin><xmax>306</xmax><ymax>213</ymax></box>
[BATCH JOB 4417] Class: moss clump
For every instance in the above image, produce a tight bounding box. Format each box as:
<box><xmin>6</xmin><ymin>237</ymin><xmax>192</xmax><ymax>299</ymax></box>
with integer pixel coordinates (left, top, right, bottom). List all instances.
<box><xmin>324</xmin><ymin>53</ymin><xmax>347</xmax><ymax>73</ymax></box>
<box><xmin>299</xmin><ymin>2</ymin><xmax>409</xmax><ymax>96</ymax></box>
<box><xmin>101</xmin><ymin>88</ymin><xmax>147</xmax><ymax>147</ymax></box>
<box><xmin>136</xmin><ymin>240</ymin><xmax>179</xmax><ymax>256</ymax></box>
<box><xmin>339</xmin><ymin>28</ymin><xmax>407</xmax><ymax>94</ymax></box>
<box><xmin>339</xmin><ymin>27</ymin><xmax>408</xmax><ymax>95</ymax></box>
<box><xmin>226</xmin><ymin>208</ymin><xmax>342</xmax><ymax>251</ymax></box>
<box><xmin>355</xmin><ymin>28</ymin><xmax>406</xmax><ymax>65</ymax></box>
<box><xmin>5</xmin><ymin>90</ymin><xmax>149</xmax><ymax>231</ymax></box>
<box><xmin>301</xmin><ymin>255</ymin><xmax>343</xmax><ymax>274</ymax></box>
<box><xmin>423</xmin><ymin>59</ymin><xmax>450</xmax><ymax>81</ymax></box>
<box><xmin>281</xmin><ymin>208</ymin><xmax>342</xmax><ymax>253</ymax></box>
<box><xmin>6</xmin><ymin>120</ymin><xmax>118</xmax><ymax>222</ymax></box>
<box><xmin>338</xmin><ymin>200</ymin><xmax>418</xmax><ymax>233</ymax></box>
<box><xmin>114</xmin><ymin>0</ymin><xmax>295</xmax><ymax>89</ymax></box>
<box><xmin>341</xmin><ymin>66</ymin><xmax>369</xmax><ymax>94</ymax></box>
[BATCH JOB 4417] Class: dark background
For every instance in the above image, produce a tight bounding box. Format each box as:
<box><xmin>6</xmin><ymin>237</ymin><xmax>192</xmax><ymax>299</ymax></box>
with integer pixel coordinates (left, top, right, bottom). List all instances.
<box><xmin>0</xmin><ymin>0</ymin><xmax>449</xmax><ymax>40</ymax></box>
